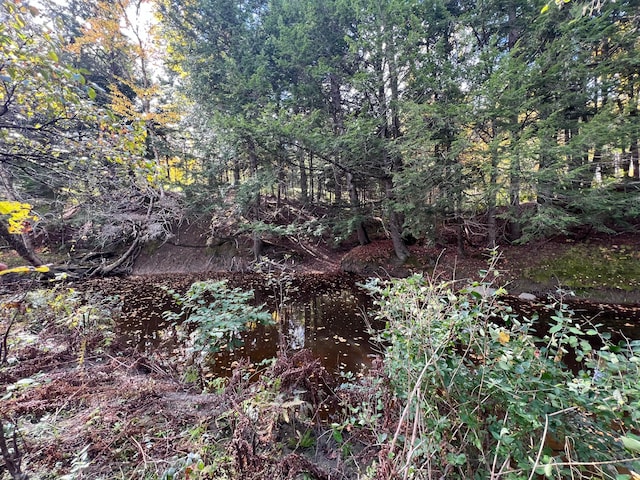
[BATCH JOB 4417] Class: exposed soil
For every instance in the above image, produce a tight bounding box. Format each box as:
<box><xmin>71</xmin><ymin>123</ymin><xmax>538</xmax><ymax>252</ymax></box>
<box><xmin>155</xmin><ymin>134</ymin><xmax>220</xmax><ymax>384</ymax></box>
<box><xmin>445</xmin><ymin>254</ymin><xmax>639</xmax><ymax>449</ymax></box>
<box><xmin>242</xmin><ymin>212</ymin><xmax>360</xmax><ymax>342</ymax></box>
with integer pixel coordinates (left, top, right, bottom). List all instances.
<box><xmin>132</xmin><ymin>228</ymin><xmax>640</xmax><ymax>304</ymax></box>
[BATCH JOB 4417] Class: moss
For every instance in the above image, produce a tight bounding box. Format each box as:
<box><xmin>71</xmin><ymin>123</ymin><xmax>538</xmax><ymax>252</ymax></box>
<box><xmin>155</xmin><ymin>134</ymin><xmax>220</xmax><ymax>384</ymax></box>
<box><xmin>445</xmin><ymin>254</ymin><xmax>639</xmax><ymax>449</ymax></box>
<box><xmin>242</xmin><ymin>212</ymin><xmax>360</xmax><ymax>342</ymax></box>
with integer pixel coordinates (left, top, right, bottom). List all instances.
<box><xmin>525</xmin><ymin>243</ymin><xmax>640</xmax><ymax>291</ymax></box>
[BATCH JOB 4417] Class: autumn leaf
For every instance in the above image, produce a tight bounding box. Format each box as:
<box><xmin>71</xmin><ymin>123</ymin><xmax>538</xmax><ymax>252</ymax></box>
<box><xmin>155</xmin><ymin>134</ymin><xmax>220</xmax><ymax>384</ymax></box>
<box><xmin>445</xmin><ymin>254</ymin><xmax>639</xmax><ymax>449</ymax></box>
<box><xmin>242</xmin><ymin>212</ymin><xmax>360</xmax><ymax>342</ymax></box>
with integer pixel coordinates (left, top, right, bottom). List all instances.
<box><xmin>0</xmin><ymin>200</ymin><xmax>37</xmax><ymax>233</ymax></box>
<box><xmin>497</xmin><ymin>331</ymin><xmax>510</xmax><ymax>345</ymax></box>
<box><xmin>0</xmin><ymin>265</ymin><xmax>50</xmax><ymax>276</ymax></box>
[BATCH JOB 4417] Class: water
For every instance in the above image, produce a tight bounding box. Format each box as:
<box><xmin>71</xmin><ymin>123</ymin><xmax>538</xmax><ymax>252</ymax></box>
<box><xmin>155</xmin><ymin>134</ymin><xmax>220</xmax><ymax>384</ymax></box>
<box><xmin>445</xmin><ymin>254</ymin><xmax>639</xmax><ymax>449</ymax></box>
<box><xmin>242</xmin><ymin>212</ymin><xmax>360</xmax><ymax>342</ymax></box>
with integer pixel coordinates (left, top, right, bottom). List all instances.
<box><xmin>502</xmin><ymin>295</ymin><xmax>640</xmax><ymax>341</ymax></box>
<box><xmin>108</xmin><ymin>274</ymin><xmax>640</xmax><ymax>377</ymax></box>
<box><xmin>110</xmin><ymin>273</ymin><xmax>381</xmax><ymax>376</ymax></box>
<box><xmin>211</xmin><ymin>289</ymin><xmax>379</xmax><ymax>376</ymax></box>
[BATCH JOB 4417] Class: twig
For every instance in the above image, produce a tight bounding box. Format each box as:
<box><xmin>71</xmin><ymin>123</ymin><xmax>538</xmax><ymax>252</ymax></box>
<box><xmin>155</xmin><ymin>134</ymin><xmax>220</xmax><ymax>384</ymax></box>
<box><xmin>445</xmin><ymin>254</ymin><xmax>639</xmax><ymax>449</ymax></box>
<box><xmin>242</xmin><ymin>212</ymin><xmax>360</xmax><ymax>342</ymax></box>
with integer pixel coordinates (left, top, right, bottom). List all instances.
<box><xmin>402</xmin><ymin>386</ymin><xmax>424</xmax><ymax>480</ymax></box>
<box><xmin>490</xmin><ymin>411</ymin><xmax>509</xmax><ymax>480</ymax></box>
<box><xmin>0</xmin><ymin>416</ymin><xmax>28</xmax><ymax>480</ymax></box>
<box><xmin>130</xmin><ymin>435</ymin><xmax>151</xmax><ymax>470</ymax></box>
<box><xmin>528</xmin><ymin>407</ymin><xmax>578</xmax><ymax>480</ymax></box>
<box><xmin>548</xmin><ymin>456</ymin><xmax>640</xmax><ymax>468</ymax></box>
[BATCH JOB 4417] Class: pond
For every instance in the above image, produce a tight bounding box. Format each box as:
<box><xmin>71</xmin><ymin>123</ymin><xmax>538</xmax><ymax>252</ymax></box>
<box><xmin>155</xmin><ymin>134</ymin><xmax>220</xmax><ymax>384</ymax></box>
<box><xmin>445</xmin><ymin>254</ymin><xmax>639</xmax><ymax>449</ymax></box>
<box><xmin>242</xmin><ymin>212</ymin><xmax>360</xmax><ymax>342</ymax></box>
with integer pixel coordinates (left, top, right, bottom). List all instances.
<box><xmin>107</xmin><ymin>273</ymin><xmax>380</xmax><ymax>376</ymax></box>
<box><xmin>104</xmin><ymin>273</ymin><xmax>640</xmax><ymax>377</ymax></box>
<box><xmin>210</xmin><ymin>288</ymin><xmax>378</xmax><ymax>376</ymax></box>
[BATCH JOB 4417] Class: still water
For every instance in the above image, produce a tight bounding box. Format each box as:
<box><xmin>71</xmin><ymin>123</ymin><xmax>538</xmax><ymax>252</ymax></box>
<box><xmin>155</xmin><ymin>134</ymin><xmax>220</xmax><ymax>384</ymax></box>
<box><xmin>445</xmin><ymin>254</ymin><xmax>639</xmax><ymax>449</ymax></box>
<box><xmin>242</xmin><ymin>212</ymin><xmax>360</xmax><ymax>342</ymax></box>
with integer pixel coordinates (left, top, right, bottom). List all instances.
<box><xmin>211</xmin><ymin>289</ymin><xmax>378</xmax><ymax>376</ymax></box>
<box><xmin>110</xmin><ymin>274</ymin><xmax>640</xmax><ymax>377</ymax></box>
<box><xmin>112</xmin><ymin>274</ymin><xmax>381</xmax><ymax>376</ymax></box>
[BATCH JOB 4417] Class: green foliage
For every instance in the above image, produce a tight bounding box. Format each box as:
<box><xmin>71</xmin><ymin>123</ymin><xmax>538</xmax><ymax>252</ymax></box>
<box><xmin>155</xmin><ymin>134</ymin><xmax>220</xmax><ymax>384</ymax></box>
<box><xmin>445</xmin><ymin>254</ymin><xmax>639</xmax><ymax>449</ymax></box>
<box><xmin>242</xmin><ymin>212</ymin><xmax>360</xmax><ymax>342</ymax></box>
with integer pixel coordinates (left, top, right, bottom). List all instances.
<box><xmin>0</xmin><ymin>0</ymin><xmax>131</xmax><ymax>168</ymax></box>
<box><xmin>162</xmin><ymin>280</ymin><xmax>271</xmax><ymax>355</ymax></box>
<box><xmin>156</xmin><ymin>0</ymin><xmax>640</xmax><ymax>250</ymax></box>
<box><xmin>161</xmin><ymin>451</ymin><xmax>225</xmax><ymax>480</ymax></box>
<box><xmin>364</xmin><ymin>272</ymin><xmax>640</xmax><ymax>479</ymax></box>
<box><xmin>520</xmin><ymin>186</ymin><xmax>640</xmax><ymax>243</ymax></box>
<box><xmin>7</xmin><ymin>287</ymin><xmax>120</xmax><ymax>367</ymax></box>
<box><xmin>287</xmin><ymin>429</ymin><xmax>315</xmax><ymax>450</ymax></box>
<box><xmin>58</xmin><ymin>445</ymin><xmax>91</xmax><ymax>480</ymax></box>
<box><xmin>24</xmin><ymin>287</ymin><xmax>119</xmax><ymax>332</ymax></box>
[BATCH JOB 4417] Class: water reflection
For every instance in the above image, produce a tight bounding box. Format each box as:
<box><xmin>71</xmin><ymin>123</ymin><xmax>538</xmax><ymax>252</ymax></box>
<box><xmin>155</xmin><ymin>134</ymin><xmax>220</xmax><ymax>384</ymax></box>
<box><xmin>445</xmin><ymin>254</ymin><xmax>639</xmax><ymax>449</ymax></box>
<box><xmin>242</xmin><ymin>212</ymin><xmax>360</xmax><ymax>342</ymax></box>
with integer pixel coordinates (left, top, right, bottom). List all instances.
<box><xmin>113</xmin><ymin>281</ymin><xmax>380</xmax><ymax>376</ymax></box>
<box><xmin>111</xmin><ymin>274</ymin><xmax>640</xmax><ymax>379</ymax></box>
<box><xmin>211</xmin><ymin>289</ymin><xmax>378</xmax><ymax>376</ymax></box>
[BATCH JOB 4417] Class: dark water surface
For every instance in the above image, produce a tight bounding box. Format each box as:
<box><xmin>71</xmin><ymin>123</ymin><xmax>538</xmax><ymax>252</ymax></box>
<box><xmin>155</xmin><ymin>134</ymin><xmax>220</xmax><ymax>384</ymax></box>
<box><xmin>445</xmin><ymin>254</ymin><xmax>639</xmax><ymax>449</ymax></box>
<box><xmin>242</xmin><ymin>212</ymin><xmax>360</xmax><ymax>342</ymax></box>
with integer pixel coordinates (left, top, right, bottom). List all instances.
<box><xmin>211</xmin><ymin>288</ymin><xmax>378</xmax><ymax>376</ymax></box>
<box><xmin>103</xmin><ymin>273</ymin><xmax>640</xmax><ymax>376</ymax></box>
<box><xmin>107</xmin><ymin>273</ymin><xmax>381</xmax><ymax>376</ymax></box>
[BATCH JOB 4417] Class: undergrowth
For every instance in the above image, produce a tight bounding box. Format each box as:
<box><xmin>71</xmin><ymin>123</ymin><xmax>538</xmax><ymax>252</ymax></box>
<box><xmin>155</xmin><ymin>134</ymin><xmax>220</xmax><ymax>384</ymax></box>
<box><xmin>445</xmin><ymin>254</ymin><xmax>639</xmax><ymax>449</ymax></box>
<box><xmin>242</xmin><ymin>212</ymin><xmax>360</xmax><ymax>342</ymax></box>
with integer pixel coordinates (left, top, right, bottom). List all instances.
<box><xmin>361</xmin><ymin>261</ymin><xmax>640</xmax><ymax>479</ymax></box>
<box><xmin>2</xmin><ymin>271</ymin><xmax>640</xmax><ymax>480</ymax></box>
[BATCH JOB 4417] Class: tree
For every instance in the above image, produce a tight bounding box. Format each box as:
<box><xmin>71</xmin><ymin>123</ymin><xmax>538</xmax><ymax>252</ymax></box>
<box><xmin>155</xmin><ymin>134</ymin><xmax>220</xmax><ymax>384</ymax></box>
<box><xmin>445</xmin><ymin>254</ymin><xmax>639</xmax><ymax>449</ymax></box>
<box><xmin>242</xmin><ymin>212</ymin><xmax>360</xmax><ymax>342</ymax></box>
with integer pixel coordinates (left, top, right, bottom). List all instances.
<box><xmin>1</xmin><ymin>0</ymin><xmax>173</xmax><ymax>273</ymax></box>
<box><xmin>0</xmin><ymin>0</ymin><xmax>98</xmax><ymax>265</ymax></box>
<box><xmin>153</xmin><ymin>0</ymin><xmax>640</xmax><ymax>259</ymax></box>
<box><xmin>523</xmin><ymin>0</ymin><xmax>640</xmax><ymax>239</ymax></box>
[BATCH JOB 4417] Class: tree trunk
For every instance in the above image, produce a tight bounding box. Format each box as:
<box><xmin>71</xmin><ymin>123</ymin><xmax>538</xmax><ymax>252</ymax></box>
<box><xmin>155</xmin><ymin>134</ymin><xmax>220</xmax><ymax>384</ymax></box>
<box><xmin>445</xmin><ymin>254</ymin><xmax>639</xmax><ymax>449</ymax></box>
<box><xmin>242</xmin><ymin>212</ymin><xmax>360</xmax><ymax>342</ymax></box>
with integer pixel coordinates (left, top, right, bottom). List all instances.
<box><xmin>487</xmin><ymin>201</ymin><xmax>497</xmax><ymax>249</ymax></box>
<box><xmin>299</xmin><ymin>149</ymin><xmax>308</xmax><ymax>204</ymax></box>
<box><xmin>487</xmin><ymin>148</ymin><xmax>499</xmax><ymax>249</ymax></box>
<box><xmin>233</xmin><ymin>157</ymin><xmax>241</xmax><ymax>186</ymax></box>
<box><xmin>389</xmin><ymin>210</ymin><xmax>409</xmax><ymax>263</ymax></box>
<box><xmin>333</xmin><ymin>167</ymin><xmax>342</xmax><ymax>205</ymax></box>
<box><xmin>329</xmin><ymin>73</ymin><xmax>344</xmax><ymax>134</ymax></box>
<box><xmin>0</xmin><ymin>166</ymin><xmax>43</xmax><ymax>265</ymax></box>
<box><xmin>385</xmin><ymin>178</ymin><xmax>409</xmax><ymax>262</ymax></box>
<box><xmin>507</xmin><ymin>153</ymin><xmax>522</xmax><ymax>242</ymax></box>
<box><xmin>90</xmin><ymin>237</ymin><xmax>140</xmax><ymax>276</ymax></box>
<box><xmin>347</xmin><ymin>172</ymin><xmax>369</xmax><ymax>245</ymax></box>
<box><xmin>537</xmin><ymin>127</ymin><xmax>557</xmax><ymax>206</ymax></box>
<box><xmin>630</xmin><ymin>88</ymin><xmax>639</xmax><ymax>180</ymax></box>
<box><xmin>0</xmin><ymin>222</ymin><xmax>43</xmax><ymax>267</ymax></box>
<box><xmin>309</xmin><ymin>152</ymin><xmax>314</xmax><ymax>202</ymax></box>
<box><xmin>631</xmin><ymin>139</ymin><xmax>639</xmax><ymax>180</ymax></box>
<box><xmin>247</xmin><ymin>139</ymin><xmax>262</xmax><ymax>259</ymax></box>
<box><xmin>252</xmin><ymin>232</ymin><xmax>264</xmax><ymax>260</ymax></box>
<box><xmin>506</xmin><ymin>4</ymin><xmax>522</xmax><ymax>243</ymax></box>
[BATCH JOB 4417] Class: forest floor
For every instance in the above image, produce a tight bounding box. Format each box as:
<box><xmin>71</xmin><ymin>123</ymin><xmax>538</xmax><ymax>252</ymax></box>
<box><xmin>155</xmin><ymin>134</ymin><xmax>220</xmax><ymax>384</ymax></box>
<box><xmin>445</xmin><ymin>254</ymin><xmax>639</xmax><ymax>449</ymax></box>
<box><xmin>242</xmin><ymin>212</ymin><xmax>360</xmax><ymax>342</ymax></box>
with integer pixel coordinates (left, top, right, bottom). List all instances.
<box><xmin>2</xmin><ymin>230</ymin><xmax>640</xmax><ymax>479</ymax></box>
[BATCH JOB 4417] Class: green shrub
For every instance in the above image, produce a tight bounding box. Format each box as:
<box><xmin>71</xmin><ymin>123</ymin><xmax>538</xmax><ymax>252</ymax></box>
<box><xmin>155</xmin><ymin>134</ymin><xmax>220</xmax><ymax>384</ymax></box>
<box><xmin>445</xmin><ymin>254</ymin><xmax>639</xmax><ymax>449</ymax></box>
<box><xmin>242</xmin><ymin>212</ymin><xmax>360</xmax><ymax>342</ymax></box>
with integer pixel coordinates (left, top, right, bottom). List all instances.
<box><xmin>163</xmin><ymin>280</ymin><xmax>272</xmax><ymax>355</ymax></box>
<box><xmin>364</xmin><ymin>273</ymin><xmax>640</xmax><ymax>479</ymax></box>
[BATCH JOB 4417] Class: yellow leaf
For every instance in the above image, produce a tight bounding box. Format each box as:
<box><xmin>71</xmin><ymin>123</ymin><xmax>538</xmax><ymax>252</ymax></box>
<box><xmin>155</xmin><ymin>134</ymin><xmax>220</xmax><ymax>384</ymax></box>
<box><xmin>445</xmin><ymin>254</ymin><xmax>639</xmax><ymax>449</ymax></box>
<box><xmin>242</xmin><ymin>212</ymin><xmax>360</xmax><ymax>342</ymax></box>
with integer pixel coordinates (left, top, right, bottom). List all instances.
<box><xmin>0</xmin><ymin>200</ymin><xmax>31</xmax><ymax>215</ymax></box>
<box><xmin>498</xmin><ymin>331</ymin><xmax>510</xmax><ymax>345</ymax></box>
<box><xmin>0</xmin><ymin>265</ymin><xmax>49</xmax><ymax>276</ymax></box>
<box><xmin>541</xmin><ymin>3</ymin><xmax>550</xmax><ymax>13</ymax></box>
<box><xmin>0</xmin><ymin>200</ymin><xmax>36</xmax><ymax>234</ymax></box>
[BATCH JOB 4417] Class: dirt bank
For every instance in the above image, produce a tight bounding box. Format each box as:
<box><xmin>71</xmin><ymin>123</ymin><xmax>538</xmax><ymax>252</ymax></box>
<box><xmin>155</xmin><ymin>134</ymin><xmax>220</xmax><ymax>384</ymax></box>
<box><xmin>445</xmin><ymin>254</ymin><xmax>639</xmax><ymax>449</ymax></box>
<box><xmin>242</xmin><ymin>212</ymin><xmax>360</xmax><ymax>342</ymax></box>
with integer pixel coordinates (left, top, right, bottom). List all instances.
<box><xmin>132</xmin><ymin>231</ymin><xmax>640</xmax><ymax>304</ymax></box>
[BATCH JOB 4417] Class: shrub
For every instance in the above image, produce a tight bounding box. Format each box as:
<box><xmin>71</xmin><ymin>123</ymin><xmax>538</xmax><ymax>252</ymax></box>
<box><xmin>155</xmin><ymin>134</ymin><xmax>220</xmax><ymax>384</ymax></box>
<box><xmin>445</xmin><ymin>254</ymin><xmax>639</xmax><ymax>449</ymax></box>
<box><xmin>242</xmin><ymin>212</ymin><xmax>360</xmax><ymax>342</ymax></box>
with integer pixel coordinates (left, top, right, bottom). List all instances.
<box><xmin>363</xmin><ymin>273</ymin><xmax>640</xmax><ymax>479</ymax></box>
<box><xmin>163</xmin><ymin>280</ymin><xmax>272</xmax><ymax>356</ymax></box>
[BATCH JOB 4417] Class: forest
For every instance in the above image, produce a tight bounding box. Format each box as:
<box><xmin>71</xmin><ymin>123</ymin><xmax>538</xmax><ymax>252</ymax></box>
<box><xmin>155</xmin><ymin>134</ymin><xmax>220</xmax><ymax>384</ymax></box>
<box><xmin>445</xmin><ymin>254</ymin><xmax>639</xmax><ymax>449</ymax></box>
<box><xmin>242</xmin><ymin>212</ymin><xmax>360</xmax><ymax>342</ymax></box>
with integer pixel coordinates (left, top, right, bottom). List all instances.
<box><xmin>1</xmin><ymin>0</ymin><xmax>640</xmax><ymax>479</ymax></box>
<box><xmin>1</xmin><ymin>0</ymin><xmax>640</xmax><ymax>271</ymax></box>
